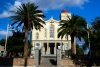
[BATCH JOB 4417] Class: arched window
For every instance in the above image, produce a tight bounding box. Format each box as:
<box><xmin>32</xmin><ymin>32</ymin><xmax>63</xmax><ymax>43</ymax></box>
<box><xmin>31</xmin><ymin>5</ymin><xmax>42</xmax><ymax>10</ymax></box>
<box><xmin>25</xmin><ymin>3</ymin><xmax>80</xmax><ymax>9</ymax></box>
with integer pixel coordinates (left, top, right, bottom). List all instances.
<box><xmin>36</xmin><ymin>32</ymin><xmax>39</xmax><ymax>39</ymax></box>
<box><xmin>50</xmin><ymin>25</ymin><xmax>54</xmax><ymax>38</ymax></box>
<box><xmin>44</xmin><ymin>28</ymin><xmax>47</xmax><ymax>39</ymax></box>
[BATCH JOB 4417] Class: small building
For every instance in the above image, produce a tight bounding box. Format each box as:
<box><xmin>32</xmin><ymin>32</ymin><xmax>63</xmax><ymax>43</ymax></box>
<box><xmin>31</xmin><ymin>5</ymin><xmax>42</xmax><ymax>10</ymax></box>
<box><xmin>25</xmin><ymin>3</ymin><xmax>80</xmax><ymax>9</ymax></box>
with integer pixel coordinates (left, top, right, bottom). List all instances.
<box><xmin>0</xmin><ymin>45</ymin><xmax>4</xmax><ymax>57</ymax></box>
<box><xmin>31</xmin><ymin>9</ymin><xmax>76</xmax><ymax>57</ymax></box>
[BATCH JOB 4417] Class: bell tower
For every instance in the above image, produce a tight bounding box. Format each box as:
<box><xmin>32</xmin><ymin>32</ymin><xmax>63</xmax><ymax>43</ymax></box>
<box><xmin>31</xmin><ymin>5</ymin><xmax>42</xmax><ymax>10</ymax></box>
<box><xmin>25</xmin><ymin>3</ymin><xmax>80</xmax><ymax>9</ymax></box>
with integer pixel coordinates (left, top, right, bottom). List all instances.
<box><xmin>60</xmin><ymin>9</ymin><xmax>71</xmax><ymax>20</ymax></box>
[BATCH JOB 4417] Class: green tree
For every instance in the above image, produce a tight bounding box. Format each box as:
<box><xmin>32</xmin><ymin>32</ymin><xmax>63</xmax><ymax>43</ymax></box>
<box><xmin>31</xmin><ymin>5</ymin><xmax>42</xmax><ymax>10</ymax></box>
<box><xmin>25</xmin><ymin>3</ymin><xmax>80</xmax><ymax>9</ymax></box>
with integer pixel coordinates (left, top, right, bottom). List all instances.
<box><xmin>91</xmin><ymin>16</ymin><xmax>100</xmax><ymax>31</ymax></box>
<box><xmin>83</xmin><ymin>16</ymin><xmax>100</xmax><ymax>57</ymax></box>
<box><xmin>58</xmin><ymin>14</ymin><xmax>87</xmax><ymax>57</ymax></box>
<box><xmin>0</xmin><ymin>39</ymin><xmax>5</xmax><ymax>46</ymax></box>
<box><xmin>91</xmin><ymin>16</ymin><xmax>100</xmax><ymax>57</ymax></box>
<box><xmin>76</xmin><ymin>43</ymin><xmax>84</xmax><ymax>56</ymax></box>
<box><xmin>7</xmin><ymin>31</ymin><xmax>24</xmax><ymax>57</ymax></box>
<box><xmin>10</xmin><ymin>2</ymin><xmax>45</xmax><ymax>58</ymax></box>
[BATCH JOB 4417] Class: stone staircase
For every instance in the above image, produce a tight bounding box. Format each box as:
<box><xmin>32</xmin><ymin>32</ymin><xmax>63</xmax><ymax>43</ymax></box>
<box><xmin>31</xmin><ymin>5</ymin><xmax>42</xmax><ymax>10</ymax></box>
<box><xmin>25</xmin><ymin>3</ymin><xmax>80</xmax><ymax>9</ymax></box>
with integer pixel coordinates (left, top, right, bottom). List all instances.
<box><xmin>37</xmin><ymin>56</ymin><xmax>75</xmax><ymax>67</ymax></box>
<box><xmin>37</xmin><ymin>66</ymin><xmax>57</xmax><ymax>67</ymax></box>
<box><xmin>38</xmin><ymin>56</ymin><xmax>57</xmax><ymax>67</ymax></box>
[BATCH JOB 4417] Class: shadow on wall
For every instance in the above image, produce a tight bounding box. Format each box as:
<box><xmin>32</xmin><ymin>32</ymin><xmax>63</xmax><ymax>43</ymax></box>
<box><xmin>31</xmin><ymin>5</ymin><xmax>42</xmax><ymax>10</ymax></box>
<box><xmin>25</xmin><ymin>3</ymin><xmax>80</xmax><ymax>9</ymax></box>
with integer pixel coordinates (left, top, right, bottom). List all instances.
<box><xmin>0</xmin><ymin>58</ymin><xmax>34</xmax><ymax>67</ymax></box>
<box><xmin>73</xmin><ymin>57</ymin><xmax>100</xmax><ymax>66</ymax></box>
<box><xmin>0</xmin><ymin>58</ymin><xmax>13</xmax><ymax>67</ymax></box>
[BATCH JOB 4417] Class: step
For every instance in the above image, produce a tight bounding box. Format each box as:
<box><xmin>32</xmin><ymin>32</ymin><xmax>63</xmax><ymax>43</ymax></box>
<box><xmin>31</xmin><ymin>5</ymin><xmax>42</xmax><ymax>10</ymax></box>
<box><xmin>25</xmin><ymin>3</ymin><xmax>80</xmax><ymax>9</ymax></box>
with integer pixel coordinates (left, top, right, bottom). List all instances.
<box><xmin>40</xmin><ymin>57</ymin><xmax>57</xmax><ymax>66</ymax></box>
<box><xmin>37</xmin><ymin>66</ymin><xmax>57</xmax><ymax>67</ymax></box>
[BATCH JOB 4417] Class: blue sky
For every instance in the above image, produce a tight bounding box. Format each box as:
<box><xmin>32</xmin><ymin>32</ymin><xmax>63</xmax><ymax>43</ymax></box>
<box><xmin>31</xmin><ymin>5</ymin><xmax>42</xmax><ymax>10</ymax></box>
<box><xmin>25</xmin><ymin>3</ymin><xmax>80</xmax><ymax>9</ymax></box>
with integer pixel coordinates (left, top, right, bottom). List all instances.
<box><xmin>0</xmin><ymin>0</ymin><xmax>100</xmax><ymax>44</ymax></box>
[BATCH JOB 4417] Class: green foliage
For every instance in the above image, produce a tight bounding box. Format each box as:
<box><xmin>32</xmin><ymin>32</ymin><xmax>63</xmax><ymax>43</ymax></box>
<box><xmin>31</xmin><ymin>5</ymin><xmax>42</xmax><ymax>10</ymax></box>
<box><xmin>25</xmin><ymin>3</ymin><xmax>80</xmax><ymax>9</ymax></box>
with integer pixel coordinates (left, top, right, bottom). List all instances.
<box><xmin>91</xmin><ymin>16</ymin><xmax>100</xmax><ymax>31</ymax></box>
<box><xmin>76</xmin><ymin>43</ymin><xmax>84</xmax><ymax>56</ymax></box>
<box><xmin>58</xmin><ymin>14</ymin><xmax>87</xmax><ymax>55</ymax></box>
<box><xmin>83</xmin><ymin>16</ymin><xmax>100</xmax><ymax>57</ymax></box>
<box><xmin>58</xmin><ymin>14</ymin><xmax>87</xmax><ymax>40</ymax></box>
<box><xmin>89</xmin><ymin>31</ymin><xmax>100</xmax><ymax>57</ymax></box>
<box><xmin>10</xmin><ymin>2</ymin><xmax>45</xmax><ymax>31</ymax></box>
<box><xmin>10</xmin><ymin>2</ymin><xmax>46</xmax><ymax>58</ymax></box>
<box><xmin>6</xmin><ymin>31</ymin><xmax>24</xmax><ymax>57</ymax></box>
<box><xmin>0</xmin><ymin>39</ymin><xmax>5</xmax><ymax>46</ymax></box>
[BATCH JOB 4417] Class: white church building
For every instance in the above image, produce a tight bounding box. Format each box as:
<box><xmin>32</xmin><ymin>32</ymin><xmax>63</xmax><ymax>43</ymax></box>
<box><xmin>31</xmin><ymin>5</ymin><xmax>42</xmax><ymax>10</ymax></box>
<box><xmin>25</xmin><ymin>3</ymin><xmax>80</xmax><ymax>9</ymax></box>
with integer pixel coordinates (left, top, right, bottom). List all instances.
<box><xmin>31</xmin><ymin>9</ymin><xmax>75</xmax><ymax>57</ymax></box>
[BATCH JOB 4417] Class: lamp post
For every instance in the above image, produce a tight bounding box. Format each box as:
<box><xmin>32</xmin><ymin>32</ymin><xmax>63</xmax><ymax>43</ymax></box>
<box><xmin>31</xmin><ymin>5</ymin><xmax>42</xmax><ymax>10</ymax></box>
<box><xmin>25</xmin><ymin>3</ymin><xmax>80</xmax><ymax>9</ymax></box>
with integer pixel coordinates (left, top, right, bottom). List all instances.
<box><xmin>87</xmin><ymin>24</ymin><xmax>91</xmax><ymax>57</ymax></box>
<box><xmin>4</xmin><ymin>24</ymin><xmax>9</xmax><ymax>57</ymax></box>
<box><xmin>4</xmin><ymin>24</ymin><xmax>15</xmax><ymax>57</ymax></box>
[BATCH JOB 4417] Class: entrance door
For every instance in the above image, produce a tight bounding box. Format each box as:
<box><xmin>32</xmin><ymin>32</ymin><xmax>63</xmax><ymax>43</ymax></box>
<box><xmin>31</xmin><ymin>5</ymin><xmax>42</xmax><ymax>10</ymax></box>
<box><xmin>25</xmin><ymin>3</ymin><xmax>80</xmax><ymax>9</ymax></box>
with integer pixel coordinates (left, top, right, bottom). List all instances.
<box><xmin>50</xmin><ymin>47</ymin><xmax>54</xmax><ymax>54</ymax></box>
<box><xmin>49</xmin><ymin>43</ymin><xmax>54</xmax><ymax>54</ymax></box>
<box><xmin>44</xmin><ymin>43</ymin><xmax>47</xmax><ymax>54</ymax></box>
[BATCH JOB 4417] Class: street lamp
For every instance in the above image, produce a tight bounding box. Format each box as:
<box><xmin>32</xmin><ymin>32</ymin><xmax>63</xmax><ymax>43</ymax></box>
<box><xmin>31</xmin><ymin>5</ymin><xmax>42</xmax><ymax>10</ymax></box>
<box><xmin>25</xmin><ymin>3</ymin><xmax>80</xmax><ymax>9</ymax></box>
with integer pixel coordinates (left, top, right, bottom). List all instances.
<box><xmin>87</xmin><ymin>24</ymin><xmax>91</xmax><ymax>57</ymax></box>
<box><xmin>4</xmin><ymin>24</ymin><xmax>15</xmax><ymax>57</ymax></box>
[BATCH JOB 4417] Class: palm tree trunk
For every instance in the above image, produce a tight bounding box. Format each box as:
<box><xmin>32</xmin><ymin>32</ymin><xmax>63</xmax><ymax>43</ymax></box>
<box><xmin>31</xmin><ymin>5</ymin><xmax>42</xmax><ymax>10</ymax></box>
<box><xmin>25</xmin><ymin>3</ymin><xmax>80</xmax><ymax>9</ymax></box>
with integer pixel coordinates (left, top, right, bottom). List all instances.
<box><xmin>71</xmin><ymin>36</ymin><xmax>75</xmax><ymax>58</ymax></box>
<box><xmin>24</xmin><ymin>28</ymin><xmax>28</xmax><ymax>58</ymax></box>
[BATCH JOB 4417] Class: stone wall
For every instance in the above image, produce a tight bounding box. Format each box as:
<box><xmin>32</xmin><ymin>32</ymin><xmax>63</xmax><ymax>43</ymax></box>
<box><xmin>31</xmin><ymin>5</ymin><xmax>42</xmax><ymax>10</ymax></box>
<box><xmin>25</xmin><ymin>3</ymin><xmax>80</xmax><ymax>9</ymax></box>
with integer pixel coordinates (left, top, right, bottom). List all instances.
<box><xmin>0</xmin><ymin>58</ymin><xmax>34</xmax><ymax>66</ymax></box>
<box><xmin>61</xmin><ymin>59</ymin><xmax>75</xmax><ymax>66</ymax></box>
<box><xmin>61</xmin><ymin>58</ymin><xmax>100</xmax><ymax>66</ymax></box>
<box><xmin>0</xmin><ymin>45</ymin><xmax>4</xmax><ymax>56</ymax></box>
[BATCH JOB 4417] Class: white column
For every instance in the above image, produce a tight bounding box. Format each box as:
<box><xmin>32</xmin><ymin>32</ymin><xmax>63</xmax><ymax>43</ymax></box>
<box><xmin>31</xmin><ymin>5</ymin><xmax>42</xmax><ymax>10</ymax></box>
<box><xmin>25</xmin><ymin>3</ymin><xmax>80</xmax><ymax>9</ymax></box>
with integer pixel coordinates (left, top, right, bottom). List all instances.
<box><xmin>48</xmin><ymin>43</ymin><xmax>50</xmax><ymax>54</ymax></box>
<box><xmin>33</xmin><ymin>41</ymin><xmax>35</xmax><ymax>57</ymax></box>
<box><xmin>31</xmin><ymin>41</ymin><xmax>34</xmax><ymax>56</ymax></box>
<box><xmin>42</xmin><ymin>42</ymin><xmax>45</xmax><ymax>55</ymax></box>
<box><xmin>40</xmin><ymin>41</ymin><xmax>41</xmax><ymax>49</ymax></box>
<box><xmin>41</xmin><ymin>42</ymin><xmax>43</xmax><ymax>55</ymax></box>
<box><xmin>46</xmin><ymin>42</ymin><xmax>49</xmax><ymax>54</ymax></box>
<box><xmin>63</xmin><ymin>42</ymin><xmax>65</xmax><ymax>52</ymax></box>
<box><xmin>54</xmin><ymin>42</ymin><xmax>57</xmax><ymax>54</ymax></box>
<box><xmin>68</xmin><ymin>41</ymin><xmax>71</xmax><ymax>50</ymax></box>
<box><xmin>60</xmin><ymin>41</ymin><xmax>63</xmax><ymax>51</ymax></box>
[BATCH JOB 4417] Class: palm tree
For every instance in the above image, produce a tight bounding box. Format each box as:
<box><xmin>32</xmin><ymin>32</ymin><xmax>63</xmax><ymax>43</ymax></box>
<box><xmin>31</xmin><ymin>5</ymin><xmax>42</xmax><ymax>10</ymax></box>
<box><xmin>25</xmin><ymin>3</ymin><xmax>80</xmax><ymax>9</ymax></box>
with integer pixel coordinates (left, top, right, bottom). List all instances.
<box><xmin>10</xmin><ymin>2</ymin><xmax>45</xmax><ymax>58</ymax></box>
<box><xmin>58</xmin><ymin>14</ymin><xmax>87</xmax><ymax>57</ymax></box>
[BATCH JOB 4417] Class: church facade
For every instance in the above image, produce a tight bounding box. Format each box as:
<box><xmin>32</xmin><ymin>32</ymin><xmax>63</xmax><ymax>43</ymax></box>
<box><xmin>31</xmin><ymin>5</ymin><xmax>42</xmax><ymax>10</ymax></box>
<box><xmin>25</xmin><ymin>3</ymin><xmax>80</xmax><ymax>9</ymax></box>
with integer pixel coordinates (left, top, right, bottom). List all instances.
<box><xmin>31</xmin><ymin>10</ymin><xmax>75</xmax><ymax>57</ymax></box>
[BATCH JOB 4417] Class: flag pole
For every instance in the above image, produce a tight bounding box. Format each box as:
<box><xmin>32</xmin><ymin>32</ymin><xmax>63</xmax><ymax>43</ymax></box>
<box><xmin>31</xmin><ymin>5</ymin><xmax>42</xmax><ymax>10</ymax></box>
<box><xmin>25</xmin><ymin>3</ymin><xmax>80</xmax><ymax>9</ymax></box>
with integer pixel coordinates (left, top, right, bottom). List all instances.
<box><xmin>87</xmin><ymin>24</ymin><xmax>91</xmax><ymax>57</ymax></box>
<box><xmin>4</xmin><ymin>24</ymin><xmax>9</xmax><ymax>57</ymax></box>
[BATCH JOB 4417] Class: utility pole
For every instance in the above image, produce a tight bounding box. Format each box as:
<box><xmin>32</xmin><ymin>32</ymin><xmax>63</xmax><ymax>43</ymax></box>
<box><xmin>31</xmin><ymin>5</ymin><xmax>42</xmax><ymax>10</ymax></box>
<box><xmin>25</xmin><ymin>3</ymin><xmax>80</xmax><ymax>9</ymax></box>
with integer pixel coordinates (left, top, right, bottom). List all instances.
<box><xmin>4</xmin><ymin>24</ymin><xmax>15</xmax><ymax>57</ymax></box>
<box><xmin>87</xmin><ymin>24</ymin><xmax>91</xmax><ymax>57</ymax></box>
<box><xmin>4</xmin><ymin>24</ymin><xmax>9</xmax><ymax>57</ymax></box>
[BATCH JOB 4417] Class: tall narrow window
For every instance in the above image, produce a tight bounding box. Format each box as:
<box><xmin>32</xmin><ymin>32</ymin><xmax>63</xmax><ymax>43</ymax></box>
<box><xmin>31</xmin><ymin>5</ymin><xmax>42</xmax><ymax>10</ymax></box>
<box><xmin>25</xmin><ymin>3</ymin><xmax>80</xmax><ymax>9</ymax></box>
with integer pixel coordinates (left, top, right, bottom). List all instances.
<box><xmin>44</xmin><ymin>28</ymin><xmax>47</xmax><ymax>39</ymax></box>
<box><xmin>50</xmin><ymin>25</ymin><xmax>54</xmax><ymax>38</ymax></box>
<box><xmin>36</xmin><ymin>32</ymin><xmax>39</xmax><ymax>39</ymax></box>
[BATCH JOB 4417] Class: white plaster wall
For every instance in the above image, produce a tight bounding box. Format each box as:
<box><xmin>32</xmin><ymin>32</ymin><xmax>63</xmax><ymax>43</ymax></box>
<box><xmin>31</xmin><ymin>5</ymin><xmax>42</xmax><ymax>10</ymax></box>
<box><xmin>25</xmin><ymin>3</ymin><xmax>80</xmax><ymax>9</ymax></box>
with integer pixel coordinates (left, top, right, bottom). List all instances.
<box><xmin>31</xmin><ymin>18</ymin><xmax>71</xmax><ymax>41</ymax></box>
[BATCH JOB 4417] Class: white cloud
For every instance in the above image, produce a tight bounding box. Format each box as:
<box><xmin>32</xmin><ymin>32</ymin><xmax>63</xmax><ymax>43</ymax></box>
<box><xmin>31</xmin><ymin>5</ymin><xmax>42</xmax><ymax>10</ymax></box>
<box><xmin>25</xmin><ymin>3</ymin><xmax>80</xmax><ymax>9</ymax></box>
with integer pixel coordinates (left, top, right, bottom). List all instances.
<box><xmin>0</xmin><ymin>1</ymin><xmax>21</xmax><ymax>18</ymax></box>
<box><xmin>18</xmin><ymin>0</ymin><xmax>89</xmax><ymax>10</ymax></box>
<box><xmin>0</xmin><ymin>29</ymin><xmax>13</xmax><ymax>37</ymax></box>
<box><xmin>0</xmin><ymin>0</ymin><xmax>89</xmax><ymax>18</ymax></box>
<box><xmin>0</xmin><ymin>11</ymin><xmax>12</xmax><ymax>18</ymax></box>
